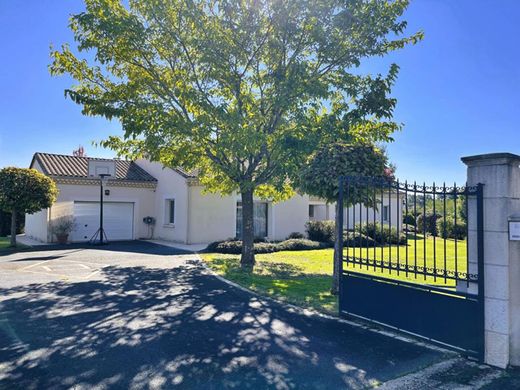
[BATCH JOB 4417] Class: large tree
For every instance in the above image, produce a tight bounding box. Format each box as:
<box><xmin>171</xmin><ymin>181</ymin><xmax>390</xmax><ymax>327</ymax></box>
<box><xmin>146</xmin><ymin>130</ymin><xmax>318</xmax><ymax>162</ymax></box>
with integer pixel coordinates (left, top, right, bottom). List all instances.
<box><xmin>298</xmin><ymin>142</ymin><xmax>388</xmax><ymax>294</ymax></box>
<box><xmin>51</xmin><ymin>0</ymin><xmax>421</xmax><ymax>267</ymax></box>
<box><xmin>0</xmin><ymin>168</ymin><xmax>58</xmax><ymax>246</ymax></box>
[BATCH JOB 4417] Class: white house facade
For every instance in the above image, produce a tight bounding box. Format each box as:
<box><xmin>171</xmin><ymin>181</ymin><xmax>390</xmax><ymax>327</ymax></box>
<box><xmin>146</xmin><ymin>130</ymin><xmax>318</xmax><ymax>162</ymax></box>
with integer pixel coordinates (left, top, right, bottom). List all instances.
<box><xmin>25</xmin><ymin>153</ymin><xmax>338</xmax><ymax>244</ymax></box>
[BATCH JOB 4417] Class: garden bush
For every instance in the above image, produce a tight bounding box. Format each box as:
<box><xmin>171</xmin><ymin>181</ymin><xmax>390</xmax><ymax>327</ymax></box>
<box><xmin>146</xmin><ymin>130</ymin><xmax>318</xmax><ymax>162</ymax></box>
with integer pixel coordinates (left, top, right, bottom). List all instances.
<box><xmin>205</xmin><ymin>238</ymin><xmax>326</xmax><ymax>254</ymax></box>
<box><xmin>305</xmin><ymin>220</ymin><xmax>335</xmax><ymax>243</ymax></box>
<box><xmin>286</xmin><ymin>232</ymin><xmax>305</xmax><ymax>240</ymax></box>
<box><xmin>402</xmin><ymin>223</ymin><xmax>417</xmax><ymax>233</ymax></box>
<box><xmin>277</xmin><ymin>239</ymin><xmax>326</xmax><ymax>251</ymax></box>
<box><xmin>416</xmin><ymin>213</ymin><xmax>441</xmax><ymax>236</ymax></box>
<box><xmin>343</xmin><ymin>231</ymin><xmax>377</xmax><ymax>248</ymax></box>
<box><xmin>356</xmin><ymin>222</ymin><xmax>406</xmax><ymax>245</ymax></box>
<box><xmin>403</xmin><ymin>213</ymin><xmax>416</xmax><ymax>226</ymax></box>
<box><xmin>436</xmin><ymin>217</ymin><xmax>467</xmax><ymax>240</ymax></box>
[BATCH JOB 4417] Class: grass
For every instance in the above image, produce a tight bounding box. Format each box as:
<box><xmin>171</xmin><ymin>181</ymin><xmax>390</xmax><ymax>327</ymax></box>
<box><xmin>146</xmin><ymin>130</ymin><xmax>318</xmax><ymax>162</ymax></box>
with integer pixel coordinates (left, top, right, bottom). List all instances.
<box><xmin>201</xmin><ymin>235</ymin><xmax>467</xmax><ymax>315</ymax></box>
<box><xmin>0</xmin><ymin>236</ymin><xmax>28</xmax><ymax>253</ymax></box>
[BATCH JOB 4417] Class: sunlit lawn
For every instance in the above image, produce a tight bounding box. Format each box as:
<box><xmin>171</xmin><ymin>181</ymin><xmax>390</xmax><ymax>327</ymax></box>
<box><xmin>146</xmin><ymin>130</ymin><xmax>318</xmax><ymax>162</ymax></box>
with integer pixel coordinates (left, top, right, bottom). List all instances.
<box><xmin>201</xmin><ymin>234</ymin><xmax>467</xmax><ymax>315</ymax></box>
<box><xmin>0</xmin><ymin>236</ymin><xmax>27</xmax><ymax>252</ymax></box>
<box><xmin>0</xmin><ymin>237</ymin><xmax>10</xmax><ymax>250</ymax></box>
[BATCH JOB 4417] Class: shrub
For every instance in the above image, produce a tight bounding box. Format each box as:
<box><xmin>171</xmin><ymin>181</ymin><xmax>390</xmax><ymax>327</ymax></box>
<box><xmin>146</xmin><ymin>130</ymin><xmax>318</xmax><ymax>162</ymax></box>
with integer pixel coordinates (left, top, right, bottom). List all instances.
<box><xmin>206</xmin><ymin>239</ymin><xmax>242</xmax><ymax>254</ymax></box>
<box><xmin>286</xmin><ymin>232</ymin><xmax>305</xmax><ymax>240</ymax></box>
<box><xmin>305</xmin><ymin>220</ymin><xmax>335</xmax><ymax>243</ymax></box>
<box><xmin>417</xmin><ymin>213</ymin><xmax>441</xmax><ymax>236</ymax></box>
<box><xmin>403</xmin><ymin>213</ymin><xmax>416</xmax><ymax>226</ymax></box>
<box><xmin>357</xmin><ymin>222</ymin><xmax>406</xmax><ymax>245</ymax></box>
<box><xmin>254</xmin><ymin>242</ymin><xmax>279</xmax><ymax>253</ymax></box>
<box><xmin>437</xmin><ymin>217</ymin><xmax>467</xmax><ymax>240</ymax></box>
<box><xmin>277</xmin><ymin>239</ymin><xmax>325</xmax><ymax>251</ymax></box>
<box><xmin>343</xmin><ymin>231</ymin><xmax>377</xmax><ymax>248</ymax></box>
<box><xmin>50</xmin><ymin>215</ymin><xmax>76</xmax><ymax>236</ymax></box>
<box><xmin>0</xmin><ymin>210</ymin><xmax>24</xmax><ymax>236</ymax></box>
<box><xmin>205</xmin><ymin>238</ymin><xmax>327</xmax><ymax>254</ymax></box>
<box><xmin>402</xmin><ymin>223</ymin><xmax>417</xmax><ymax>233</ymax></box>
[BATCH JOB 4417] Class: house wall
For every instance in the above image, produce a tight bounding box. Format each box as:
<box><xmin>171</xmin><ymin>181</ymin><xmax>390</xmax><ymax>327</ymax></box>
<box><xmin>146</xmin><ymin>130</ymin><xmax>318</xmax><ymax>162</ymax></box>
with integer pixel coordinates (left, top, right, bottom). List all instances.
<box><xmin>187</xmin><ymin>186</ymin><xmax>236</xmax><ymax>244</ymax></box>
<box><xmin>25</xmin><ymin>209</ymin><xmax>49</xmax><ymax>242</ymax></box>
<box><xmin>134</xmin><ymin>160</ymin><xmax>190</xmax><ymax>243</ymax></box>
<box><xmin>48</xmin><ymin>183</ymin><xmax>155</xmax><ymax>242</ymax></box>
<box><xmin>343</xmin><ymin>193</ymin><xmax>403</xmax><ymax>231</ymax></box>
<box><xmin>270</xmin><ymin>194</ymin><xmax>310</xmax><ymax>240</ymax></box>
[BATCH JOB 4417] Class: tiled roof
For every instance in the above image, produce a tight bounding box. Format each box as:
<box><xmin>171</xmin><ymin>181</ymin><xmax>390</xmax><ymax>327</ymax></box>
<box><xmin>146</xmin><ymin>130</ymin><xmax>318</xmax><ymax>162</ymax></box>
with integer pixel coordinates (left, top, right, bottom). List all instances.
<box><xmin>173</xmin><ymin>167</ymin><xmax>198</xmax><ymax>179</ymax></box>
<box><xmin>32</xmin><ymin>153</ymin><xmax>157</xmax><ymax>183</ymax></box>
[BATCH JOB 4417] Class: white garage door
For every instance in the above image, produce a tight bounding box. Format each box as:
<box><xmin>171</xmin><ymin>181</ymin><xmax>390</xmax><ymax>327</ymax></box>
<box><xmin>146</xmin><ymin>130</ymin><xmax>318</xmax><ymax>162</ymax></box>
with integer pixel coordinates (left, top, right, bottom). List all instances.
<box><xmin>72</xmin><ymin>202</ymin><xmax>134</xmax><ymax>242</ymax></box>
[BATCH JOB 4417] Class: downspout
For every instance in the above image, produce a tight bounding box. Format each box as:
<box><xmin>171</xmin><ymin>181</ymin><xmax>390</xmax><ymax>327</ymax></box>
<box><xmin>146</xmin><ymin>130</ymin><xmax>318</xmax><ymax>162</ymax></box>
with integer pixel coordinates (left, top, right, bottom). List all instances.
<box><xmin>185</xmin><ymin>181</ymin><xmax>191</xmax><ymax>244</ymax></box>
<box><xmin>47</xmin><ymin>206</ymin><xmax>52</xmax><ymax>243</ymax></box>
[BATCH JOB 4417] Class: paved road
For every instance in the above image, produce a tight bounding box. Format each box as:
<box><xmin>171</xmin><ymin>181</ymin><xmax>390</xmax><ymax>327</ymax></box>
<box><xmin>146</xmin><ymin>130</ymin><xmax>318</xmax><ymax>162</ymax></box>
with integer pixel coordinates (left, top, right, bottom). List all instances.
<box><xmin>0</xmin><ymin>242</ymin><xmax>447</xmax><ymax>389</ymax></box>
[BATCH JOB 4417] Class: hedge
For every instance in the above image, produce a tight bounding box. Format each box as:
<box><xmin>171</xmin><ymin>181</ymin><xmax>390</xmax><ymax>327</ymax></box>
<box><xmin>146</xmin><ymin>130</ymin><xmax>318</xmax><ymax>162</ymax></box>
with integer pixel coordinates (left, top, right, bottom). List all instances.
<box><xmin>305</xmin><ymin>220</ymin><xmax>335</xmax><ymax>243</ymax></box>
<box><xmin>357</xmin><ymin>222</ymin><xmax>406</xmax><ymax>245</ymax></box>
<box><xmin>436</xmin><ymin>217</ymin><xmax>467</xmax><ymax>240</ymax></box>
<box><xmin>417</xmin><ymin>213</ymin><xmax>441</xmax><ymax>236</ymax></box>
<box><xmin>206</xmin><ymin>238</ymin><xmax>329</xmax><ymax>254</ymax></box>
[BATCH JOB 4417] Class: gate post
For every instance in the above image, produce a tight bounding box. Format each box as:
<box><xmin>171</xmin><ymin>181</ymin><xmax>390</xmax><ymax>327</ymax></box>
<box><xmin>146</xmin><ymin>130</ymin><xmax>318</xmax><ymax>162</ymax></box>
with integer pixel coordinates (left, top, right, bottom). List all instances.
<box><xmin>462</xmin><ymin>153</ymin><xmax>520</xmax><ymax>368</ymax></box>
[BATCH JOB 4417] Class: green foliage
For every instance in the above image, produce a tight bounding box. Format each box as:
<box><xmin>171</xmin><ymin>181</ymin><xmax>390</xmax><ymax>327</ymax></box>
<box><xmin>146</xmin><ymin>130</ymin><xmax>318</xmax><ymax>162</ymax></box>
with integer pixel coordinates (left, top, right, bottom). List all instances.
<box><xmin>50</xmin><ymin>1</ymin><xmax>420</xmax><ymax>198</ymax></box>
<box><xmin>403</xmin><ymin>212</ymin><xmax>416</xmax><ymax>226</ymax></box>
<box><xmin>286</xmin><ymin>232</ymin><xmax>305</xmax><ymax>240</ymax></box>
<box><xmin>206</xmin><ymin>238</ymin><xmax>327</xmax><ymax>254</ymax></box>
<box><xmin>0</xmin><ymin>210</ymin><xmax>24</xmax><ymax>236</ymax></box>
<box><xmin>0</xmin><ymin>168</ymin><xmax>58</xmax><ymax>214</ymax></box>
<box><xmin>437</xmin><ymin>217</ymin><xmax>467</xmax><ymax>240</ymax></box>
<box><xmin>417</xmin><ymin>213</ymin><xmax>441</xmax><ymax>236</ymax></box>
<box><xmin>298</xmin><ymin>142</ymin><xmax>389</xmax><ymax>204</ymax></box>
<box><xmin>343</xmin><ymin>231</ymin><xmax>377</xmax><ymax>248</ymax></box>
<box><xmin>50</xmin><ymin>0</ymin><xmax>420</xmax><ymax>264</ymax></box>
<box><xmin>356</xmin><ymin>222</ymin><xmax>406</xmax><ymax>245</ymax></box>
<box><xmin>277</xmin><ymin>239</ymin><xmax>325</xmax><ymax>251</ymax></box>
<box><xmin>305</xmin><ymin>220</ymin><xmax>335</xmax><ymax>243</ymax></box>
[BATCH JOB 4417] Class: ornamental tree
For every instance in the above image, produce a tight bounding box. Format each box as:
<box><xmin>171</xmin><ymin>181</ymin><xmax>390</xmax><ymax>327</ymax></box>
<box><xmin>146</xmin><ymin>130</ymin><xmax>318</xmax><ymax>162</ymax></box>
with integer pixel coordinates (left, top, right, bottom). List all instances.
<box><xmin>50</xmin><ymin>0</ymin><xmax>421</xmax><ymax>267</ymax></box>
<box><xmin>0</xmin><ymin>168</ymin><xmax>58</xmax><ymax>246</ymax></box>
<box><xmin>298</xmin><ymin>142</ymin><xmax>388</xmax><ymax>294</ymax></box>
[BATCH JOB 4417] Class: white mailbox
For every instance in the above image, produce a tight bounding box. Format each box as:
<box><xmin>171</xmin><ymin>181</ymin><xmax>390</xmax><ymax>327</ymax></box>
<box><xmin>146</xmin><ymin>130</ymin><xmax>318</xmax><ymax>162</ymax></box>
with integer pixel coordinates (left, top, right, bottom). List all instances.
<box><xmin>509</xmin><ymin>219</ymin><xmax>520</xmax><ymax>241</ymax></box>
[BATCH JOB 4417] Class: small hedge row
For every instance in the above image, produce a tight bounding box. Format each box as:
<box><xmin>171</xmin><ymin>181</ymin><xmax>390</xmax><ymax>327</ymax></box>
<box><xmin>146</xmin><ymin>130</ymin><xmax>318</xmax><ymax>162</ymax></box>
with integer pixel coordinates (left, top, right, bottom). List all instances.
<box><xmin>206</xmin><ymin>238</ymin><xmax>329</xmax><ymax>254</ymax></box>
<box><xmin>409</xmin><ymin>213</ymin><xmax>467</xmax><ymax>239</ymax></box>
<box><xmin>357</xmin><ymin>222</ymin><xmax>406</xmax><ymax>245</ymax></box>
<box><xmin>437</xmin><ymin>217</ymin><xmax>467</xmax><ymax>240</ymax></box>
<box><xmin>305</xmin><ymin>220</ymin><xmax>335</xmax><ymax>243</ymax></box>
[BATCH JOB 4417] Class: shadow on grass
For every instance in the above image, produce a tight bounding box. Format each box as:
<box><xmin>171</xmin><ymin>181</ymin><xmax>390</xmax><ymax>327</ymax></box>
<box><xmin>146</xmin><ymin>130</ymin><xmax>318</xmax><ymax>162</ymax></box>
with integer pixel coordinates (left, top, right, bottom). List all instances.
<box><xmin>208</xmin><ymin>257</ymin><xmax>337</xmax><ymax>314</ymax></box>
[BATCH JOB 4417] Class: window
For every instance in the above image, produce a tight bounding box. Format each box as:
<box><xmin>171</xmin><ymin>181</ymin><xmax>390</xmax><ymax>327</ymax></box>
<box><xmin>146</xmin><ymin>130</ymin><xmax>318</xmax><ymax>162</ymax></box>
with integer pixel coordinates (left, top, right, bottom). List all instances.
<box><xmin>166</xmin><ymin>199</ymin><xmax>175</xmax><ymax>224</ymax></box>
<box><xmin>382</xmin><ymin>205</ymin><xmax>389</xmax><ymax>222</ymax></box>
<box><xmin>309</xmin><ymin>205</ymin><xmax>315</xmax><ymax>218</ymax></box>
<box><xmin>236</xmin><ymin>202</ymin><xmax>268</xmax><ymax>238</ymax></box>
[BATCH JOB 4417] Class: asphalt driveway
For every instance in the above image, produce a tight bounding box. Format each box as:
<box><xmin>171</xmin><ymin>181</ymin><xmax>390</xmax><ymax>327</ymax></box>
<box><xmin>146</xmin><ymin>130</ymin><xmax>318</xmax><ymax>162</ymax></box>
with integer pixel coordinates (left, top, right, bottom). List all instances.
<box><xmin>0</xmin><ymin>241</ymin><xmax>448</xmax><ymax>389</ymax></box>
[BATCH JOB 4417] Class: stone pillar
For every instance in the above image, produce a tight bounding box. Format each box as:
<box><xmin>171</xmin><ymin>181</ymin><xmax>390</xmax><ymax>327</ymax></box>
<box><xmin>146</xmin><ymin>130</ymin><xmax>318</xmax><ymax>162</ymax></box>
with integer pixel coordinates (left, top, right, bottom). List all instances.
<box><xmin>462</xmin><ymin>153</ymin><xmax>520</xmax><ymax>368</ymax></box>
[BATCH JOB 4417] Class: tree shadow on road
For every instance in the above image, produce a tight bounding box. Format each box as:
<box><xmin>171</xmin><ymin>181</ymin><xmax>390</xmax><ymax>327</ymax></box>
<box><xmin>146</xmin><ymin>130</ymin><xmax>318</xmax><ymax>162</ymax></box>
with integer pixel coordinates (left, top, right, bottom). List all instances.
<box><xmin>0</xmin><ymin>261</ymin><xmax>445</xmax><ymax>389</ymax></box>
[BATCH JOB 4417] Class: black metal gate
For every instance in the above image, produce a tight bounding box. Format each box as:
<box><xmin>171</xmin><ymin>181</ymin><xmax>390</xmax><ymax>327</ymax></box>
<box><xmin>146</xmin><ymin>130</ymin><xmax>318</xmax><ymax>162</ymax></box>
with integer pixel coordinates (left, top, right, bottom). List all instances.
<box><xmin>338</xmin><ymin>176</ymin><xmax>484</xmax><ymax>360</ymax></box>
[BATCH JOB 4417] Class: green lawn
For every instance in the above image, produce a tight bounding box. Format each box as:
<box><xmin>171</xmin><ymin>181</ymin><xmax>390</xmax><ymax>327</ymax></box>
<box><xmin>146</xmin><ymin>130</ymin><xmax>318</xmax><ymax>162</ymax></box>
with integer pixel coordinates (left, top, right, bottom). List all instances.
<box><xmin>201</xmin><ymin>235</ymin><xmax>467</xmax><ymax>315</ymax></box>
<box><xmin>0</xmin><ymin>236</ymin><xmax>27</xmax><ymax>252</ymax></box>
<box><xmin>0</xmin><ymin>236</ymin><xmax>11</xmax><ymax>250</ymax></box>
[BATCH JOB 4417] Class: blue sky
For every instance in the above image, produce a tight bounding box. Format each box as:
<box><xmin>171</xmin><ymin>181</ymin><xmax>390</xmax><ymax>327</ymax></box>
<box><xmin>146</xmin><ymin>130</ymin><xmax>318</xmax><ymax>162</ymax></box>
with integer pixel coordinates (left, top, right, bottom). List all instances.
<box><xmin>1</xmin><ymin>0</ymin><xmax>519</xmax><ymax>185</ymax></box>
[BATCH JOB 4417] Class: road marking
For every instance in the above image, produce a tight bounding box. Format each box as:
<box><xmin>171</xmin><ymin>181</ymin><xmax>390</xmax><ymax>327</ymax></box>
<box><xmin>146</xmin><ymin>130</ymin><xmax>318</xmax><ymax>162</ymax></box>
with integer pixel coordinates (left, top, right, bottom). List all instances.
<box><xmin>78</xmin><ymin>264</ymin><xmax>90</xmax><ymax>270</ymax></box>
<box><xmin>42</xmin><ymin>266</ymin><xmax>52</xmax><ymax>272</ymax></box>
<box><xmin>19</xmin><ymin>260</ymin><xmax>50</xmax><ymax>271</ymax></box>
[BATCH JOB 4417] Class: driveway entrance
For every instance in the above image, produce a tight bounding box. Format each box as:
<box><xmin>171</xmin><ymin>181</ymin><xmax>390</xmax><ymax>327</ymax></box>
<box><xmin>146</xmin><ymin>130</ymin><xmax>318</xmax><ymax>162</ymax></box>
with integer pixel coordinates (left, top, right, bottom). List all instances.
<box><xmin>0</xmin><ymin>242</ymin><xmax>446</xmax><ymax>389</ymax></box>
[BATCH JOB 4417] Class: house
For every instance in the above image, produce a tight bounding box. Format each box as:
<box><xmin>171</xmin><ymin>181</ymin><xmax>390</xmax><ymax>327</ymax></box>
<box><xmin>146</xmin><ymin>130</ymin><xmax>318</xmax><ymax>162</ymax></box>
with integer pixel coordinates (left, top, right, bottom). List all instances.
<box><xmin>25</xmin><ymin>153</ymin><xmax>403</xmax><ymax>244</ymax></box>
<box><xmin>25</xmin><ymin>153</ymin><xmax>336</xmax><ymax>244</ymax></box>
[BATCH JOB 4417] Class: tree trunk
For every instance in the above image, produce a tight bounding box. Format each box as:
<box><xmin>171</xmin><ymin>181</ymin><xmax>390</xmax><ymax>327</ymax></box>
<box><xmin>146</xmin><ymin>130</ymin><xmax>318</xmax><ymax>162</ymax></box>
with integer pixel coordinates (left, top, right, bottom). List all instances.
<box><xmin>10</xmin><ymin>208</ymin><xmax>17</xmax><ymax>247</ymax></box>
<box><xmin>240</xmin><ymin>189</ymin><xmax>255</xmax><ymax>269</ymax></box>
<box><xmin>331</xmin><ymin>201</ymin><xmax>341</xmax><ymax>295</ymax></box>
